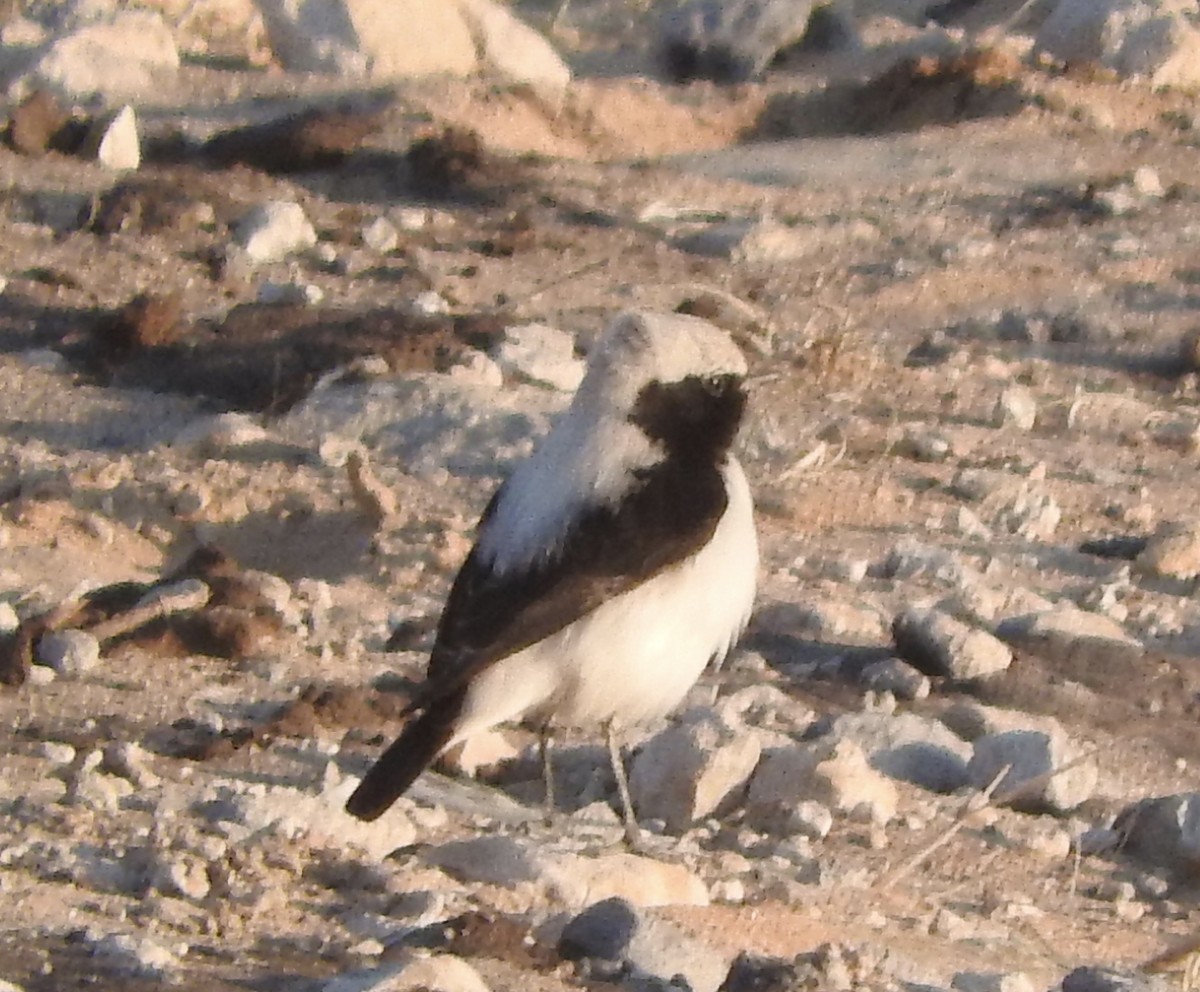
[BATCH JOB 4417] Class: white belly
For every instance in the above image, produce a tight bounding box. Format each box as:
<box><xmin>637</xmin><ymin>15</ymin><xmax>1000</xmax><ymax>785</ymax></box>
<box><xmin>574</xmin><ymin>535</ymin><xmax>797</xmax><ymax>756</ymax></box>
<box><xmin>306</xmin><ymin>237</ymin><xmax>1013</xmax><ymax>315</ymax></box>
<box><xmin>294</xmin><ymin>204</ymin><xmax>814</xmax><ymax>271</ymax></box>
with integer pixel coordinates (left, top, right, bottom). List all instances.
<box><xmin>451</xmin><ymin>458</ymin><xmax>757</xmax><ymax>741</ymax></box>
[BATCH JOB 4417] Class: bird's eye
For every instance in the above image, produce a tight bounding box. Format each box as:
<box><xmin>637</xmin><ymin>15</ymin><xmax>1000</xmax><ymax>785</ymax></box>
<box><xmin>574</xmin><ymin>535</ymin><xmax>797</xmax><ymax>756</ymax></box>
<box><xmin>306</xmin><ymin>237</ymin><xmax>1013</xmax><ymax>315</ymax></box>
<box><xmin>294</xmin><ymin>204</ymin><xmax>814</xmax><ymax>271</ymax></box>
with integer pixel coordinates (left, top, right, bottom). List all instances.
<box><xmin>702</xmin><ymin>374</ymin><xmax>726</xmax><ymax>394</ymax></box>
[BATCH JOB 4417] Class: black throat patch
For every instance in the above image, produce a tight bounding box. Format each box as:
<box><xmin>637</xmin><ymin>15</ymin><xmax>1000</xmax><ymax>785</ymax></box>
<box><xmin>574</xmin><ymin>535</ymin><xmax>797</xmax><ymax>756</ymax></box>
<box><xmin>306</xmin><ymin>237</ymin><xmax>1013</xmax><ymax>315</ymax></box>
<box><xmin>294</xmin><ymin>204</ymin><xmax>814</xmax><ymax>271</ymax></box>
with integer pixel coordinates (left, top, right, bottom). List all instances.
<box><xmin>629</xmin><ymin>373</ymin><xmax>746</xmax><ymax>462</ymax></box>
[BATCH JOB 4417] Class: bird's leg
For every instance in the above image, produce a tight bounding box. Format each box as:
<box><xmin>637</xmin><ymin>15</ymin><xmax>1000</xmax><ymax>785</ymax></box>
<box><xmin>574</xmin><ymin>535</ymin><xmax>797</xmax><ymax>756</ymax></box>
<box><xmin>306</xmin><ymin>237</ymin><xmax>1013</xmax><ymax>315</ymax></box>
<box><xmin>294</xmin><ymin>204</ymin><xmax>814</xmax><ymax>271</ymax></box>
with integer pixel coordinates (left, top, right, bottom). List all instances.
<box><xmin>539</xmin><ymin>729</ymin><xmax>556</xmax><ymax>825</ymax></box>
<box><xmin>605</xmin><ymin>720</ymin><xmax>640</xmax><ymax>846</ymax></box>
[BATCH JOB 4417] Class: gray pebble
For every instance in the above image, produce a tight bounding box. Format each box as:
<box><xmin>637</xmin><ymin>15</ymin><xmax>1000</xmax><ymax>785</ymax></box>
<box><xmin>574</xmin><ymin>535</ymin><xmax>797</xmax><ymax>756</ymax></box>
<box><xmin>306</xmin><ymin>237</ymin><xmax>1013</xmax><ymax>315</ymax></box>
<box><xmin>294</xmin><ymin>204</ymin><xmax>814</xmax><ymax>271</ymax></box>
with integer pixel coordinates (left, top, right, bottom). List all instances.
<box><xmin>893</xmin><ymin>608</ymin><xmax>1013</xmax><ymax>680</ymax></box>
<box><xmin>36</xmin><ymin>629</ymin><xmax>101</xmax><ymax>676</ymax></box>
<box><xmin>1061</xmin><ymin>967</ymin><xmax>1173</xmax><ymax>992</ymax></box>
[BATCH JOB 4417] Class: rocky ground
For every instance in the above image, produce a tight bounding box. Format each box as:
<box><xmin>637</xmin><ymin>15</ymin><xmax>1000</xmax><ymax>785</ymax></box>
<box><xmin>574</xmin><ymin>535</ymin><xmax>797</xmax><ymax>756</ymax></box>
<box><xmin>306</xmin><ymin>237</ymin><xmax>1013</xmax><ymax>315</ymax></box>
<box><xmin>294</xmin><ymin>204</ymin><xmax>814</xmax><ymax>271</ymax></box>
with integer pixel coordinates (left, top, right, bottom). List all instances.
<box><xmin>2</xmin><ymin>2</ymin><xmax>1200</xmax><ymax>991</ymax></box>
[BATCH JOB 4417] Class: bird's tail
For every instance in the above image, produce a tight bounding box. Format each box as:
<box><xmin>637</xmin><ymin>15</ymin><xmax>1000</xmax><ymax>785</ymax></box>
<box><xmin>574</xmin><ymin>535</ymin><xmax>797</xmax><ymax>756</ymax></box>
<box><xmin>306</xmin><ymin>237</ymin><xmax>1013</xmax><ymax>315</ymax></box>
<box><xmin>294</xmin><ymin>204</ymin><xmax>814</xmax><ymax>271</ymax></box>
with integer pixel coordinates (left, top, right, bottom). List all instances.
<box><xmin>344</xmin><ymin>690</ymin><xmax>465</xmax><ymax>821</ymax></box>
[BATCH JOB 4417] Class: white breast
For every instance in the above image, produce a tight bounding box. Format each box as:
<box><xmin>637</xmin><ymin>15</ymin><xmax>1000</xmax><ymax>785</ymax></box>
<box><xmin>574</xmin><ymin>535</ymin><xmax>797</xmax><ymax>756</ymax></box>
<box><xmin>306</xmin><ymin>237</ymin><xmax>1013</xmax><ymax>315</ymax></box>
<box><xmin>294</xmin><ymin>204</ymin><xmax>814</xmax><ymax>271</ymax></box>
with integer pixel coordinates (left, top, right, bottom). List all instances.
<box><xmin>451</xmin><ymin>458</ymin><xmax>758</xmax><ymax>740</ymax></box>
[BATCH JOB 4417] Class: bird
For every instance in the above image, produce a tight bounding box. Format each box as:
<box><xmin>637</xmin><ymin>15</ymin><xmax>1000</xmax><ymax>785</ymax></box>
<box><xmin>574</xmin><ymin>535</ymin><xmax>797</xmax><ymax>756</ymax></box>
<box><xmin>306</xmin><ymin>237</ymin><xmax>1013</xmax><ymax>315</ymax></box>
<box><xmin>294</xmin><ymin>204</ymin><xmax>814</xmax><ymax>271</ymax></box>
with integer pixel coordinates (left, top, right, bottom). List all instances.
<box><xmin>344</xmin><ymin>309</ymin><xmax>758</xmax><ymax>838</ymax></box>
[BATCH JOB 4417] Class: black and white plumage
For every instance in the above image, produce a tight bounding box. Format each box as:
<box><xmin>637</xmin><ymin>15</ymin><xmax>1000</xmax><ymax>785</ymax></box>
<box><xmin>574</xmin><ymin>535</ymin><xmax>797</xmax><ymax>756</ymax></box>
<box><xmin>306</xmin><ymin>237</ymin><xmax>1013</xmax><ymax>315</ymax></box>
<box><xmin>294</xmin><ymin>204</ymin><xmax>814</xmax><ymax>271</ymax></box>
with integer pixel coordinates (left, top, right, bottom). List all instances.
<box><xmin>345</xmin><ymin>310</ymin><xmax>758</xmax><ymax>829</ymax></box>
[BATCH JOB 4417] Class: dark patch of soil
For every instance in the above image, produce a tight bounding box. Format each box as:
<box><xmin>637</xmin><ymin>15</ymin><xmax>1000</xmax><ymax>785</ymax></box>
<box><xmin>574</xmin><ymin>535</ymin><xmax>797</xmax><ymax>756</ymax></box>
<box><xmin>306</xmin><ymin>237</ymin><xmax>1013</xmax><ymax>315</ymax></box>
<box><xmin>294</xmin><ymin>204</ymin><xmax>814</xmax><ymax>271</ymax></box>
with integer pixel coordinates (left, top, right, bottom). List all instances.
<box><xmin>752</xmin><ymin>46</ymin><xmax>1030</xmax><ymax>139</ymax></box>
<box><xmin>81</xmin><ymin>170</ymin><xmax>234</xmax><ymax>237</ymax></box>
<box><xmin>7</xmin><ymin>89</ymin><xmax>69</xmax><ymax>156</ymax></box>
<box><xmin>95</xmin><ymin>292</ymin><xmax>186</xmax><ymax>358</ymax></box>
<box><xmin>266</xmin><ymin>682</ymin><xmax>410</xmax><ymax>740</ymax></box>
<box><xmin>406</xmin><ymin>126</ymin><xmax>525</xmax><ymax>202</ymax></box>
<box><xmin>200</xmin><ymin>104</ymin><xmax>390</xmax><ymax>174</ymax></box>
<box><xmin>81</xmin><ymin>304</ymin><xmax>507</xmax><ymax>413</ymax></box>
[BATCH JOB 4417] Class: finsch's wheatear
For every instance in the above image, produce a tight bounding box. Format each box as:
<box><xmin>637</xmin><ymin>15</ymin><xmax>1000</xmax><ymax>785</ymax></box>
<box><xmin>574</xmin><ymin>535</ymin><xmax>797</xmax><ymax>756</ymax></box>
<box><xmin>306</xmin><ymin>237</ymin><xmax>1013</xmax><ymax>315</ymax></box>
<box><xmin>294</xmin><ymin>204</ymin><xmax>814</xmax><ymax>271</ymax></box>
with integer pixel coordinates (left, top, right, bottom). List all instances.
<box><xmin>345</xmin><ymin>310</ymin><xmax>758</xmax><ymax>836</ymax></box>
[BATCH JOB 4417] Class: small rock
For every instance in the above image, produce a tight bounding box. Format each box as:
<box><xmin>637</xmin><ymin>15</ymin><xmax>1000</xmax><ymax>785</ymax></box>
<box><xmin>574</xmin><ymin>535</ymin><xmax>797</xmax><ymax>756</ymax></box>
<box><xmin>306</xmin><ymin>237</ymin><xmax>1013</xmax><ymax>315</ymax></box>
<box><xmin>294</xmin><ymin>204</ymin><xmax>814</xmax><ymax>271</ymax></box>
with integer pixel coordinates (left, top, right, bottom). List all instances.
<box><xmin>659</xmin><ymin>0</ymin><xmax>816</xmax><ymax>81</ymax></box>
<box><xmin>38</xmin><ymin>740</ymin><xmax>76</xmax><ymax>765</ymax></box>
<box><xmin>24</xmin><ymin>10</ymin><xmax>180</xmax><ymax>100</ymax></box>
<box><xmin>967</xmin><ymin>728</ymin><xmax>1098</xmax><ymax>814</ymax></box>
<box><xmin>89</xmin><ymin>931</ymin><xmax>180</xmax><ymax>978</ymax></box>
<box><xmin>997</xmin><ymin>606</ymin><xmax>1142</xmax><ymax>681</ymax></box>
<box><xmin>257</xmin><ymin>281</ymin><xmax>324</xmax><ymax>305</ymax></box>
<box><xmin>999</xmin><ymin>483</ymin><xmax>1061</xmax><ymax>539</ymax></box>
<box><xmin>1076</xmin><ymin>826</ymin><xmax>1121</xmax><ymax>856</ymax></box>
<box><xmin>1136</xmin><ymin>522</ymin><xmax>1200</xmax><ymax>581</ymax></box>
<box><xmin>0</xmin><ymin>601</ymin><xmax>19</xmax><ymax>635</ymax></box>
<box><xmin>362</xmin><ymin>216</ymin><xmax>399</xmax><ymax>253</ymax></box>
<box><xmin>425</xmin><ymin>835</ymin><xmax>538</xmax><ymax>887</ymax></box>
<box><xmin>457</xmin><ymin>0</ymin><xmax>572</xmax><ymax>110</ymax></box>
<box><xmin>36</xmin><ymin>629</ymin><xmax>101</xmax><ymax>676</ymax></box>
<box><xmin>559</xmin><ymin>898</ymin><xmax>729</xmax><ymax>992</ymax></box>
<box><xmin>235</xmin><ymin>200</ymin><xmax>318</xmax><ymax>264</ymax></box>
<box><xmin>932</xmin><ymin>907</ymin><xmax>975</xmax><ymax>941</ymax></box>
<box><xmin>994</xmin><ymin>385</ymin><xmax>1037</xmax><ymax>431</ymax></box>
<box><xmin>153</xmin><ymin>853</ymin><xmax>211</xmax><ymax>901</ymax></box>
<box><xmin>860</xmin><ymin>657</ymin><xmax>931</xmax><ymax>701</ymax></box>
<box><xmin>411</xmin><ymin>290</ymin><xmax>449</xmax><ymax>316</ymax></box>
<box><xmin>1131</xmin><ymin>166</ymin><xmax>1164</xmax><ymax>198</ymax></box>
<box><xmin>103</xmin><ymin>741</ymin><xmax>160</xmax><ymax>789</ymax></box>
<box><xmin>1112</xmin><ymin>792</ymin><xmax>1200</xmax><ymax>875</ymax></box>
<box><xmin>86</xmin><ymin>105</ymin><xmax>140</xmax><ymax>171</ymax></box>
<box><xmin>491</xmin><ymin>323</ymin><xmax>584</xmax><ymax>392</ymax></box>
<box><xmin>939</xmin><ymin>700</ymin><xmax>1062</xmax><ymax>742</ymax></box>
<box><xmin>1061</xmin><ymin>966</ymin><xmax>1173</xmax><ymax>992</ymax></box>
<box><xmin>827</xmin><ymin>711</ymin><xmax>972</xmax><ymax>794</ymax></box>
<box><xmin>790</xmin><ymin>800</ymin><xmax>833</xmax><ymax>840</ymax></box>
<box><xmin>447</xmin><ymin>350</ymin><xmax>504</xmax><ymax>387</ymax></box>
<box><xmin>892</xmin><ymin>607</ymin><xmax>1013</xmax><ymax>680</ymax></box>
<box><xmin>629</xmin><ymin>711</ymin><xmax>761</xmax><ymax>833</ymax></box>
<box><xmin>953</xmin><ymin>971</ymin><xmax>1035</xmax><ymax>992</ymax></box>
<box><xmin>994</xmin><ymin>814</ymin><xmax>1072</xmax><ymax>859</ymax></box>
<box><xmin>746</xmin><ymin>739</ymin><xmax>898</xmax><ymax>831</ymax></box>
<box><xmin>896</xmin><ymin>430</ymin><xmax>952</xmax><ymax>462</ymax></box>
<box><xmin>174</xmin><ymin>412</ymin><xmax>270</xmax><ymax>452</ymax></box>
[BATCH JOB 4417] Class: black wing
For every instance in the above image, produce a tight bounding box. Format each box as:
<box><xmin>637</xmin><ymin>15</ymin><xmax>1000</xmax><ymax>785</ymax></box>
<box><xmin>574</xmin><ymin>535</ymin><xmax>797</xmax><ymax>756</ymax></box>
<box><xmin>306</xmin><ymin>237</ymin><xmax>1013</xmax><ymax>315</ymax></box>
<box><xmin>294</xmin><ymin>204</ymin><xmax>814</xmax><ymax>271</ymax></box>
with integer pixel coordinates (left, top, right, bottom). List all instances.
<box><xmin>415</xmin><ymin>454</ymin><xmax>729</xmax><ymax>706</ymax></box>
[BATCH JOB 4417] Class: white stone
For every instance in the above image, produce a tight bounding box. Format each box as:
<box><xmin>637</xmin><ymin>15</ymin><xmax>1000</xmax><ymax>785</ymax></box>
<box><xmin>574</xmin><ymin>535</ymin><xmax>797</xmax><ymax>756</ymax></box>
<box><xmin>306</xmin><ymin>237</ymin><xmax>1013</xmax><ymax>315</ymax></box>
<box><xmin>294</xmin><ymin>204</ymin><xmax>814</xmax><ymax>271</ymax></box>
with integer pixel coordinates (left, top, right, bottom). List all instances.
<box><xmin>746</xmin><ymin>739</ymin><xmax>898</xmax><ymax>830</ymax></box>
<box><xmin>456</xmin><ymin>0</ymin><xmax>571</xmax><ymax>109</ymax></box>
<box><xmin>22</xmin><ymin>11</ymin><xmax>179</xmax><ymax>101</ymax></box>
<box><xmin>629</xmin><ymin>711</ymin><xmax>761</xmax><ymax>832</ymax></box>
<box><xmin>0</xmin><ymin>600</ymin><xmax>18</xmax><ymax>635</ymax></box>
<box><xmin>828</xmin><ymin>711</ymin><xmax>972</xmax><ymax>794</ymax></box>
<box><xmin>173</xmin><ymin>411</ymin><xmax>270</xmax><ymax>451</ymax></box>
<box><xmin>411</xmin><ymin>290</ymin><xmax>449</xmax><ymax>316</ymax></box>
<box><xmin>256</xmin><ymin>0</ymin><xmax>477</xmax><ymax>76</ymax></box>
<box><xmin>362</xmin><ymin>216</ymin><xmax>399</xmax><ymax>253</ymax></box>
<box><xmin>447</xmin><ymin>350</ymin><xmax>504</xmax><ymax>388</ymax></box>
<box><xmin>90</xmin><ymin>932</ymin><xmax>180</xmax><ymax>978</ymax></box>
<box><xmin>1136</xmin><ymin>521</ymin><xmax>1200</xmax><ymax>581</ymax></box>
<box><xmin>1036</xmin><ymin>0</ymin><xmax>1200</xmax><ymax>87</ymax></box>
<box><xmin>87</xmin><ymin>105</ymin><xmax>140</xmax><ymax>171</ymax></box>
<box><xmin>491</xmin><ymin>323</ymin><xmax>584</xmax><ymax>392</ymax></box>
<box><xmin>967</xmin><ymin>727</ymin><xmax>1098</xmax><ymax>813</ymax></box>
<box><xmin>36</xmin><ymin>629</ymin><xmax>101</xmax><ymax>676</ymax></box>
<box><xmin>153</xmin><ymin>853</ymin><xmax>211</xmax><ymax>901</ymax></box>
<box><xmin>995</xmin><ymin>385</ymin><xmax>1037</xmax><ymax>431</ymax></box>
<box><xmin>236</xmin><ymin>201</ymin><xmax>318</xmax><ymax>264</ymax></box>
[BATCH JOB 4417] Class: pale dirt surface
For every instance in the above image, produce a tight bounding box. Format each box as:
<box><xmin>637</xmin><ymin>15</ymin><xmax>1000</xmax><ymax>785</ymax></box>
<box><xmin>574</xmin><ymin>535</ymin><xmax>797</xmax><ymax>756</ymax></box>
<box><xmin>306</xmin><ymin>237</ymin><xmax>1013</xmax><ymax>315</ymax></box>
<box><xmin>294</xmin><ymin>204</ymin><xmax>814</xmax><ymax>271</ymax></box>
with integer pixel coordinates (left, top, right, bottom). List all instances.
<box><xmin>2</xmin><ymin>3</ymin><xmax>1200</xmax><ymax>990</ymax></box>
